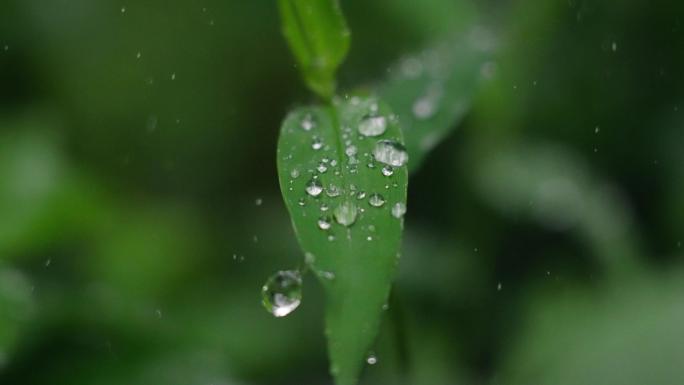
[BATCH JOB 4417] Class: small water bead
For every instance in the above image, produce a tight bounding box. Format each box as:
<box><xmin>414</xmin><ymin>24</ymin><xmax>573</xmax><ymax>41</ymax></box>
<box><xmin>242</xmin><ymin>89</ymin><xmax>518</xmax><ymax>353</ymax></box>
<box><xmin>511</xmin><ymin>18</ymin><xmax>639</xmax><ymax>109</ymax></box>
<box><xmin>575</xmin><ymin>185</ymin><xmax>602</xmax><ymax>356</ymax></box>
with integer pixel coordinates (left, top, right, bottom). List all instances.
<box><xmin>312</xmin><ymin>137</ymin><xmax>324</xmax><ymax>150</ymax></box>
<box><xmin>301</xmin><ymin>114</ymin><xmax>315</xmax><ymax>131</ymax></box>
<box><xmin>391</xmin><ymin>202</ymin><xmax>407</xmax><ymax>219</ymax></box>
<box><xmin>305</xmin><ymin>252</ymin><xmax>316</xmax><ymax>265</ymax></box>
<box><xmin>400</xmin><ymin>56</ymin><xmax>423</xmax><ymax>78</ymax></box>
<box><xmin>320</xmin><ymin>203</ymin><xmax>329</xmax><ymax>211</ymax></box>
<box><xmin>381</xmin><ymin>165</ymin><xmax>394</xmax><ymax>177</ymax></box>
<box><xmin>255</xmin><ymin>198</ymin><xmax>263</xmax><ymax>206</ymax></box>
<box><xmin>373</xmin><ymin>140</ymin><xmax>409</xmax><ymax>167</ymax></box>
<box><xmin>290</xmin><ymin>168</ymin><xmax>300</xmax><ymax>179</ymax></box>
<box><xmin>356</xmin><ymin>191</ymin><xmax>367</xmax><ymax>200</ymax></box>
<box><xmin>317</xmin><ymin>163</ymin><xmax>328</xmax><ymax>173</ymax></box>
<box><xmin>305</xmin><ymin>179</ymin><xmax>323</xmax><ymax>197</ymax></box>
<box><xmin>326</xmin><ymin>184</ymin><xmax>342</xmax><ymax>198</ymax></box>
<box><xmin>330</xmin><ymin>159</ymin><xmax>338</xmax><ymax>167</ymax></box>
<box><xmin>298</xmin><ymin>198</ymin><xmax>306</xmax><ymax>206</ymax></box>
<box><xmin>333</xmin><ymin>201</ymin><xmax>358</xmax><ymax>227</ymax></box>
<box><xmin>366</xmin><ymin>354</ymin><xmax>378</xmax><ymax>365</ymax></box>
<box><xmin>368</xmin><ymin>193</ymin><xmax>386</xmax><ymax>207</ymax></box>
<box><xmin>413</xmin><ymin>96</ymin><xmax>436</xmax><ymax>119</ymax></box>
<box><xmin>319</xmin><ymin>271</ymin><xmax>336</xmax><ymax>280</ymax></box>
<box><xmin>358</xmin><ymin>115</ymin><xmax>387</xmax><ymax>137</ymax></box>
<box><xmin>261</xmin><ymin>270</ymin><xmax>302</xmax><ymax>318</ymax></box>
<box><xmin>345</xmin><ymin>145</ymin><xmax>358</xmax><ymax>157</ymax></box>
<box><xmin>318</xmin><ymin>216</ymin><xmax>332</xmax><ymax>230</ymax></box>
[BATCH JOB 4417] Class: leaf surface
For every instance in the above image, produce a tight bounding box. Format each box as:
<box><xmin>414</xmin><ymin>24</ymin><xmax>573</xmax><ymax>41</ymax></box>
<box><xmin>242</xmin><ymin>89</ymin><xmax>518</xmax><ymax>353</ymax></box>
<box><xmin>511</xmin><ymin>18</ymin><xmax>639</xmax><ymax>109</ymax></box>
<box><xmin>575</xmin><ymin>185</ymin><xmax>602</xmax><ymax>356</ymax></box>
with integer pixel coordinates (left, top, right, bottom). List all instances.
<box><xmin>277</xmin><ymin>95</ymin><xmax>408</xmax><ymax>385</ymax></box>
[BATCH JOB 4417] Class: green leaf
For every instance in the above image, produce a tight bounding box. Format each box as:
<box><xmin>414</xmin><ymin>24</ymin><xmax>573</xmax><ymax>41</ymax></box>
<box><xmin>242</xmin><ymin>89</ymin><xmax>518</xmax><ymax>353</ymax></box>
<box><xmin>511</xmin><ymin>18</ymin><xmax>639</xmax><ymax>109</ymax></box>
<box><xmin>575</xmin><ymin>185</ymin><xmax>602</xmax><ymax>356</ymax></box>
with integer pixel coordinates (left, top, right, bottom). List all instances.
<box><xmin>378</xmin><ymin>34</ymin><xmax>493</xmax><ymax>173</ymax></box>
<box><xmin>277</xmin><ymin>96</ymin><xmax>408</xmax><ymax>385</ymax></box>
<box><xmin>278</xmin><ymin>0</ymin><xmax>350</xmax><ymax>100</ymax></box>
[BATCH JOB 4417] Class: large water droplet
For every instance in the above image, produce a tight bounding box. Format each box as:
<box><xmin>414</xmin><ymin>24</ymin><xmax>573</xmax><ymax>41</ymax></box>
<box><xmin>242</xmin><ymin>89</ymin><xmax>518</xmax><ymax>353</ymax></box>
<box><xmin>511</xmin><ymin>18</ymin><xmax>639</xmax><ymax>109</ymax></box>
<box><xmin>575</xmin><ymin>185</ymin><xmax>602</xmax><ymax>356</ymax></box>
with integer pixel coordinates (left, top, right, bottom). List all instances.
<box><xmin>306</xmin><ymin>179</ymin><xmax>323</xmax><ymax>197</ymax></box>
<box><xmin>358</xmin><ymin>115</ymin><xmax>387</xmax><ymax>137</ymax></box>
<box><xmin>369</xmin><ymin>193</ymin><xmax>386</xmax><ymax>207</ymax></box>
<box><xmin>373</xmin><ymin>140</ymin><xmax>409</xmax><ymax>167</ymax></box>
<box><xmin>334</xmin><ymin>201</ymin><xmax>358</xmax><ymax>227</ymax></box>
<box><xmin>261</xmin><ymin>270</ymin><xmax>302</xmax><ymax>317</ymax></box>
<box><xmin>391</xmin><ymin>202</ymin><xmax>407</xmax><ymax>218</ymax></box>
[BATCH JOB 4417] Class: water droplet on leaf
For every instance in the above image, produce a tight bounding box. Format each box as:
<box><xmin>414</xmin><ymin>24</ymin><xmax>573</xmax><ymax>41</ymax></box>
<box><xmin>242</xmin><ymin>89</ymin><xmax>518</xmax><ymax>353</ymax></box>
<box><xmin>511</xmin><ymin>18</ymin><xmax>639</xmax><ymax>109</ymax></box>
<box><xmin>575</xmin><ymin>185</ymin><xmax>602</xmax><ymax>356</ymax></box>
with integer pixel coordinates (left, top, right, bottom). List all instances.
<box><xmin>306</xmin><ymin>179</ymin><xmax>323</xmax><ymax>197</ymax></box>
<box><xmin>391</xmin><ymin>202</ymin><xmax>406</xmax><ymax>218</ymax></box>
<box><xmin>318</xmin><ymin>216</ymin><xmax>332</xmax><ymax>230</ymax></box>
<box><xmin>373</xmin><ymin>140</ymin><xmax>409</xmax><ymax>167</ymax></box>
<box><xmin>334</xmin><ymin>201</ymin><xmax>358</xmax><ymax>227</ymax></box>
<box><xmin>369</xmin><ymin>193</ymin><xmax>386</xmax><ymax>207</ymax></box>
<box><xmin>358</xmin><ymin>115</ymin><xmax>387</xmax><ymax>137</ymax></box>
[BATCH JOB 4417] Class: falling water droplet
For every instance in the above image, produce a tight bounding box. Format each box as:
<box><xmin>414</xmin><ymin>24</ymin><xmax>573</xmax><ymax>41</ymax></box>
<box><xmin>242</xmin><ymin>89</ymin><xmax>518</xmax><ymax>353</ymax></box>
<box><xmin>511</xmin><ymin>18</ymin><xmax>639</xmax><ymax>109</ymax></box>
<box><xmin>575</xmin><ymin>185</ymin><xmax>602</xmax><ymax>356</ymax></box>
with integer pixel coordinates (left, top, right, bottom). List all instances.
<box><xmin>334</xmin><ymin>201</ymin><xmax>358</xmax><ymax>227</ymax></box>
<box><xmin>305</xmin><ymin>179</ymin><xmax>323</xmax><ymax>197</ymax></box>
<box><xmin>391</xmin><ymin>202</ymin><xmax>406</xmax><ymax>218</ymax></box>
<box><xmin>368</xmin><ymin>193</ymin><xmax>386</xmax><ymax>207</ymax></box>
<box><xmin>373</xmin><ymin>140</ymin><xmax>409</xmax><ymax>167</ymax></box>
<box><xmin>358</xmin><ymin>115</ymin><xmax>387</xmax><ymax>137</ymax></box>
<box><xmin>381</xmin><ymin>165</ymin><xmax>394</xmax><ymax>176</ymax></box>
<box><xmin>262</xmin><ymin>270</ymin><xmax>302</xmax><ymax>317</ymax></box>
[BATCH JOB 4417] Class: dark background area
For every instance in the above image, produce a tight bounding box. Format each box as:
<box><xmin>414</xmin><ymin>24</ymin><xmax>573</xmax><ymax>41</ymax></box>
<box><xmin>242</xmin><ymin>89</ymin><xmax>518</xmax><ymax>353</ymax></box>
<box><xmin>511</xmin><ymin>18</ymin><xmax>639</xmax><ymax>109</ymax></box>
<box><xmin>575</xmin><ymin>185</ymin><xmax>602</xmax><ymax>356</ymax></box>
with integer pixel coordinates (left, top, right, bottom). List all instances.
<box><xmin>1</xmin><ymin>0</ymin><xmax>683</xmax><ymax>384</ymax></box>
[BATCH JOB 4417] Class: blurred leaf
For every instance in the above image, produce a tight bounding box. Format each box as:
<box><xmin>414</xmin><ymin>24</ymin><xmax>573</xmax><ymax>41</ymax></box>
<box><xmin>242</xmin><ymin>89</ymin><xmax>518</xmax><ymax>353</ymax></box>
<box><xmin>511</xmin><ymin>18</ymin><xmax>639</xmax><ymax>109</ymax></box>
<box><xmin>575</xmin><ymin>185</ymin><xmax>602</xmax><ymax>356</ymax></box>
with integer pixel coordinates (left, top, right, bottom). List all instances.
<box><xmin>0</xmin><ymin>267</ymin><xmax>34</xmax><ymax>367</ymax></box>
<box><xmin>277</xmin><ymin>96</ymin><xmax>408</xmax><ymax>385</ymax></box>
<box><xmin>501</xmin><ymin>270</ymin><xmax>684</xmax><ymax>385</ymax></box>
<box><xmin>472</xmin><ymin>142</ymin><xmax>640</xmax><ymax>274</ymax></box>
<box><xmin>378</xmin><ymin>31</ymin><xmax>494</xmax><ymax>174</ymax></box>
<box><xmin>278</xmin><ymin>0</ymin><xmax>350</xmax><ymax>99</ymax></box>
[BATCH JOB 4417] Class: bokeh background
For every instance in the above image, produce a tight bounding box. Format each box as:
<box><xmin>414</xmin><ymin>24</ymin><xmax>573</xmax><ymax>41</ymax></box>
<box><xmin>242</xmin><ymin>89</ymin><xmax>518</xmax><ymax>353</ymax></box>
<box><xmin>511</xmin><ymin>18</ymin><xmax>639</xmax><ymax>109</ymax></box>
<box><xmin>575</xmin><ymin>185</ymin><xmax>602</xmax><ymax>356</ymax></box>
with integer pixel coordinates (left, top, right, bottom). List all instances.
<box><xmin>1</xmin><ymin>0</ymin><xmax>683</xmax><ymax>384</ymax></box>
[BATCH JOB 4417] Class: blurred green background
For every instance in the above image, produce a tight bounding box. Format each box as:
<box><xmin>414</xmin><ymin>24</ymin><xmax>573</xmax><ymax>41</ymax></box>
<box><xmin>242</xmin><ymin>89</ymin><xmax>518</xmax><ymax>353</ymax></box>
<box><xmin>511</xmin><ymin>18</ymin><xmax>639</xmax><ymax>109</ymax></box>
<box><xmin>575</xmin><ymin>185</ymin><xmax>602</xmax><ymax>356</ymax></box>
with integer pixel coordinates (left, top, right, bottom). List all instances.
<box><xmin>1</xmin><ymin>0</ymin><xmax>683</xmax><ymax>384</ymax></box>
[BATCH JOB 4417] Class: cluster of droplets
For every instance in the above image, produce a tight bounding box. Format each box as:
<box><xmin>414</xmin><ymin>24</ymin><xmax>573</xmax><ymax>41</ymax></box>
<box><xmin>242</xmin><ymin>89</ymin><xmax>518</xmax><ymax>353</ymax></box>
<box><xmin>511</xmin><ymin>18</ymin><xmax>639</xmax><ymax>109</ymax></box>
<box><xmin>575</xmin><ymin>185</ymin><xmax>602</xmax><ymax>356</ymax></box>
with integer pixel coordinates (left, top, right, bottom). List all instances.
<box><xmin>289</xmin><ymin>102</ymin><xmax>409</xmax><ymax>237</ymax></box>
